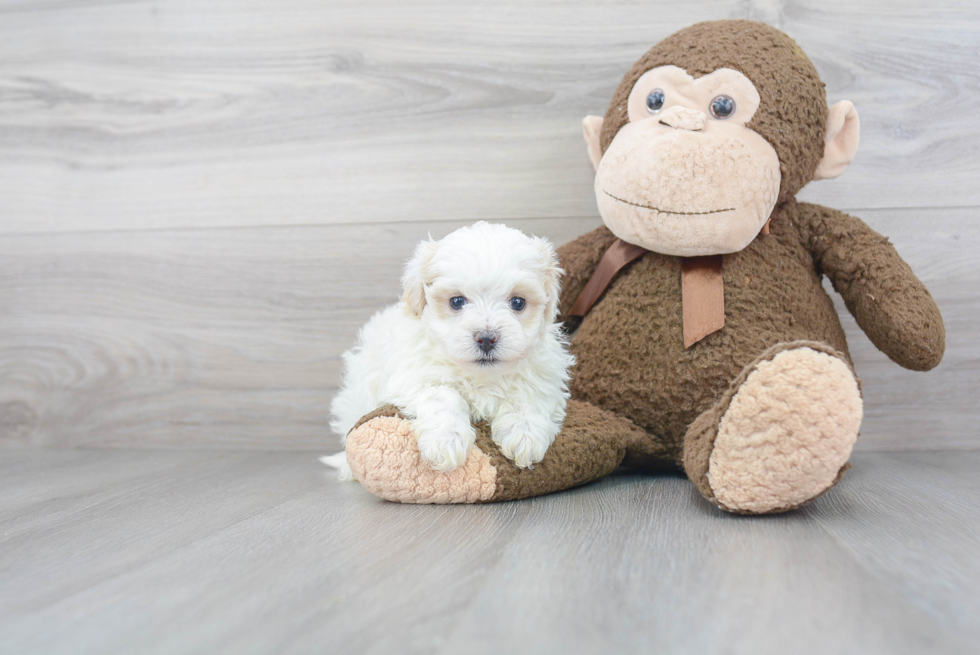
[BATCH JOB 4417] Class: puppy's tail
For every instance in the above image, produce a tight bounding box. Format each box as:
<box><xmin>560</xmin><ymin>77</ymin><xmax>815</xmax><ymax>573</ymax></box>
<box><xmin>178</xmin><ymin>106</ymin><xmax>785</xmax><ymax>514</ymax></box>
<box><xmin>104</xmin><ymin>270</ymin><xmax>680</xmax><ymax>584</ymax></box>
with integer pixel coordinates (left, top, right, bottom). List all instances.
<box><xmin>320</xmin><ymin>452</ymin><xmax>356</xmax><ymax>482</ymax></box>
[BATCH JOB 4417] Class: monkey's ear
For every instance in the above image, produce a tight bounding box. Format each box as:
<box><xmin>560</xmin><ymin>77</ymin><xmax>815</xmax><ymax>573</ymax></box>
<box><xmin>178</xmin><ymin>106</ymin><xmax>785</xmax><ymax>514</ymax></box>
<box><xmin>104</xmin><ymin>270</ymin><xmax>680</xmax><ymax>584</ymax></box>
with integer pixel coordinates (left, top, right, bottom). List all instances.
<box><xmin>582</xmin><ymin>115</ymin><xmax>604</xmax><ymax>171</ymax></box>
<box><xmin>814</xmin><ymin>101</ymin><xmax>860</xmax><ymax>180</ymax></box>
<box><xmin>401</xmin><ymin>238</ymin><xmax>438</xmax><ymax>318</ymax></box>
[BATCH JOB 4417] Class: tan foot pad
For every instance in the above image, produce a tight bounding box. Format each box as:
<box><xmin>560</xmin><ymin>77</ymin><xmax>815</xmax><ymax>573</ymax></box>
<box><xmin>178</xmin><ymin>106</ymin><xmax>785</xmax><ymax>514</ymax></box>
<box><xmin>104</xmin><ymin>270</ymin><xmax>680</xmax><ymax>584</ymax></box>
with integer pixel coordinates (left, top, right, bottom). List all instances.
<box><xmin>707</xmin><ymin>347</ymin><xmax>862</xmax><ymax>513</ymax></box>
<box><xmin>345</xmin><ymin>415</ymin><xmax>497</xmax><ymax>504</ymax></box>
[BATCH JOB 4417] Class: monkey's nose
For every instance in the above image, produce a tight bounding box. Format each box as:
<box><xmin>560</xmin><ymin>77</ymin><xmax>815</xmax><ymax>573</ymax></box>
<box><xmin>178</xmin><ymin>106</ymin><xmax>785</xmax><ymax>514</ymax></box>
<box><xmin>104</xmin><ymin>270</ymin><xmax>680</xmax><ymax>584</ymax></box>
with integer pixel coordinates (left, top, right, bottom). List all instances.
<box><xmin>658</xmin><ymin>105</ymin><xmax>706</xmax><ymax>131</ymax></box>
<box><xmin>475</xmin><ymin>331</ymin><xmax>498</xmax><ymax>354</ymax></box>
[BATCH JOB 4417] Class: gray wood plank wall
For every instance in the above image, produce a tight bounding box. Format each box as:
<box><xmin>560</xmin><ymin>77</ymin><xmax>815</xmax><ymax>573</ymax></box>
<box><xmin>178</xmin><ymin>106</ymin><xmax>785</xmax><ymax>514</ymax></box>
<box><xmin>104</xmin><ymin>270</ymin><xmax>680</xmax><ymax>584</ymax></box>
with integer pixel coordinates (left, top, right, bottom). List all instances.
<box><xmin>1</xmin><ymin>0</ymin><xmax>978</xmax><ymax>450</ymax></box>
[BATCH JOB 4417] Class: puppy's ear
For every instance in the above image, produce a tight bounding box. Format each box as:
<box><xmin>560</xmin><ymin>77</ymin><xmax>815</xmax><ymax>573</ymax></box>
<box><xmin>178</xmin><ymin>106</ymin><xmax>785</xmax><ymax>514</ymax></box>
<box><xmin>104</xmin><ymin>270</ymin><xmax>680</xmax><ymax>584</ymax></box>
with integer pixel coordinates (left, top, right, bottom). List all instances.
<box><xmin>533</xmin><ymin>237</ymin><xmax>563</xmax><ymax>322</ymax></box>
<box><xmin>401</xmin><ymin>237</ymin><xmax>438</xmax><ymax>317</ymax></box>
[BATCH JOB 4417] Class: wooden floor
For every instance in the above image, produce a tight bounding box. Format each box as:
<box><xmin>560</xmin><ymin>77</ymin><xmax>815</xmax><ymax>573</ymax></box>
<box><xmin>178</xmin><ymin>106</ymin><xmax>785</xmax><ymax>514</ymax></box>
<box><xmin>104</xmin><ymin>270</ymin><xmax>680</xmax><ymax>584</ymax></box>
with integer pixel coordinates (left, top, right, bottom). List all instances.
<box><xmin>1</xmin><ymin>450</ymin><xmax>977</xmax><ymax>655</ymax></box>
<box><xmin>1</xmin><ymin>3</ymin><xmax>977</xmax><ymax>653</ymax></box>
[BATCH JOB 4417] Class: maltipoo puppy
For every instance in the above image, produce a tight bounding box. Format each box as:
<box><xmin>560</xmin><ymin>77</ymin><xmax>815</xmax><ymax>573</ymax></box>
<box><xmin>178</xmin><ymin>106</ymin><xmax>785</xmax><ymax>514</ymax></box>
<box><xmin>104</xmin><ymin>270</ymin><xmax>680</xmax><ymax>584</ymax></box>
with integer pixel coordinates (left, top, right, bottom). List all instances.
<box><xmin>323</xmin><ymin>221</ymin><xmax>574</xmax><ymax>479</ymax></box>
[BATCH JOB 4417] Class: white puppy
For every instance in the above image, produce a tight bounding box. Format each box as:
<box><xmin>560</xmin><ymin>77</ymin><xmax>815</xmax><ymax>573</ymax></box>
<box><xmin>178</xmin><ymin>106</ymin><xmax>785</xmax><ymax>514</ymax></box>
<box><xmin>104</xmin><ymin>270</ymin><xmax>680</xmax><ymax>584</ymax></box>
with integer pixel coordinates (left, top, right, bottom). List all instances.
<box><xmin>323</xmin><ymin>221</ymin><xmax>574</xmax><ymax>480</ymax></box>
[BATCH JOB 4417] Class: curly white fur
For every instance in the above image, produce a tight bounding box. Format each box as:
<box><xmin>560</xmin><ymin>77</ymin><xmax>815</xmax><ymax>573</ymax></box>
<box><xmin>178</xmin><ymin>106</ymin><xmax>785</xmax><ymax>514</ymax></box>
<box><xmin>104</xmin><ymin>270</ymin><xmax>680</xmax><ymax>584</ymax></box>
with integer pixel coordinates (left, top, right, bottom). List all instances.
<box><xmin>324</xmin><ymin>222</ymin><xmax>574</xmax><ymax>479</ymax></box>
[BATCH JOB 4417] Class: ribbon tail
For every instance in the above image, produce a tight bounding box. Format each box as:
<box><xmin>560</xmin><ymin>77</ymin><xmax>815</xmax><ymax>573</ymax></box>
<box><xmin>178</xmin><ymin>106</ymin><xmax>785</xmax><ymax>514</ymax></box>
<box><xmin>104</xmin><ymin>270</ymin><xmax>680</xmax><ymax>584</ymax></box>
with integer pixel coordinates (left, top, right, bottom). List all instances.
<box><xmin>681</xmin><ymin>255</ymin><xmax>725</xmax><ymax>348</ymax></box>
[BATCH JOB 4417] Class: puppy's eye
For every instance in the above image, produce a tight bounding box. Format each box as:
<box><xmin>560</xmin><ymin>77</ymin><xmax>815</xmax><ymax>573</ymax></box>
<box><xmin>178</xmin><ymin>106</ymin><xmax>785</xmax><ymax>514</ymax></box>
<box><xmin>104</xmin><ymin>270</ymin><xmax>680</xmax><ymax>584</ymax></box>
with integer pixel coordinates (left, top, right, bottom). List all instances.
<box><xmin>709</xmin><ymin>95</ymin><xmax>736</xmax><ymax>119</ymax></box>
<box><xmin>646</xmin><ymin>89</ymin><xmax>665</xmax><ymax>114</ymax></box>
<box><xmin>449</xmin><ymin>296</ymin><xmax>467</xmax><ymax>311</ymax></box>
<box><xmin>509</xmin><ymin>297</ymin><xmax>526</xmax><ymax>311</ymax></box>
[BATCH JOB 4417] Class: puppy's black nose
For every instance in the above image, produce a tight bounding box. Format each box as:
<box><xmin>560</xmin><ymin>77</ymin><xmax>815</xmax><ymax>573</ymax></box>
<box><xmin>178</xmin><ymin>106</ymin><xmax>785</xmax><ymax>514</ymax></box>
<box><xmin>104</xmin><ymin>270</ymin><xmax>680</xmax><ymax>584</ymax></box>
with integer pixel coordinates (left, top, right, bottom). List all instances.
<box><xmin>475</xmin><ymin>331</ymin><xmax>498</xmax><ymax>354</ymax></box>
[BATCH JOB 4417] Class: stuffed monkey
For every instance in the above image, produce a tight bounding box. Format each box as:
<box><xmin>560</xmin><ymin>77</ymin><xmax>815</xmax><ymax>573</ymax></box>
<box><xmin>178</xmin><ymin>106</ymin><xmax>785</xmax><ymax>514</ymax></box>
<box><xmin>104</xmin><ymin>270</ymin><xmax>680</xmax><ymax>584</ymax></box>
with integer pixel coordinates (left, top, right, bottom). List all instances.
<box><xmin>341</xmin><ymin>20</ymin><xmax>944</xmax><ymax>513</ymax></box>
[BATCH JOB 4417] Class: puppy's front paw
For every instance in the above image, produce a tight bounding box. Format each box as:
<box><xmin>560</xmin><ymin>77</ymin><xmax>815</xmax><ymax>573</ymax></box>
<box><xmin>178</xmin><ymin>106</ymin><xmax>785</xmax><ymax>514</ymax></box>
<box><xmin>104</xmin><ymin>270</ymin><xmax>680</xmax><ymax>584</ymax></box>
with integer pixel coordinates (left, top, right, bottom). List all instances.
<box><xmin>492</xmin><ymin>414</ymin><xmax>555</xmax><ymax>469</ymax></box>
<box><xmin>415</xmin><ymin>421</ymin><xmax>476</xmax><ymax>473</ymax></box>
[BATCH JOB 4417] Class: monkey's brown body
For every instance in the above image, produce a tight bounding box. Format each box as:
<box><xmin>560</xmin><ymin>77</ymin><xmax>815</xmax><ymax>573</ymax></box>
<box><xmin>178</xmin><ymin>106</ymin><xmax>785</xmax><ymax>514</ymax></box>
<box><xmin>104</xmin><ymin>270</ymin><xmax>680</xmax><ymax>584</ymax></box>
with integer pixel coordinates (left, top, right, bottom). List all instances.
<box><xmin>560</xmin><ymin>204</ymin><xmax>851</xmax><ymax>467</ymax></box>
<box><xmin>341</xmin><ymin>20</ymin><xmax>945</xmax><ymax>513</ymax></box>
<box><xmin>549</xmin><ymin>197</ymin><xmax>943</xmax><ymax>510</ymax></box>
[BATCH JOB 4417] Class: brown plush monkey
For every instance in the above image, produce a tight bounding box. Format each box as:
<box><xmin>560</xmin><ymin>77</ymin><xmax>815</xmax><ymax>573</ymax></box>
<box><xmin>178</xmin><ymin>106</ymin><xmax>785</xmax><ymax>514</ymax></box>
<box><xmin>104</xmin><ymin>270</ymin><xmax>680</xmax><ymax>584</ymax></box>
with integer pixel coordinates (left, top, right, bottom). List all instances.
<box><xmin>341</xmin><ymin>20</ymin><xmax>944</xmax><ymax>513</ymax></box>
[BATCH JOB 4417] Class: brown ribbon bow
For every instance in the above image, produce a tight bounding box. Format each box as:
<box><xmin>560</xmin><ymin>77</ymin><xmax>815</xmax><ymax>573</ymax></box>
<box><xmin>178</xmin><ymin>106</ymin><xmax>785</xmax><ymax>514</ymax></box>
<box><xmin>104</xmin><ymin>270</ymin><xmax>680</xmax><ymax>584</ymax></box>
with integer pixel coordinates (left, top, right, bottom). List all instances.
<box><xmin>570</xmin><ymin>239</ymin><xmax>725</xmax><ymax>348</ymax></box>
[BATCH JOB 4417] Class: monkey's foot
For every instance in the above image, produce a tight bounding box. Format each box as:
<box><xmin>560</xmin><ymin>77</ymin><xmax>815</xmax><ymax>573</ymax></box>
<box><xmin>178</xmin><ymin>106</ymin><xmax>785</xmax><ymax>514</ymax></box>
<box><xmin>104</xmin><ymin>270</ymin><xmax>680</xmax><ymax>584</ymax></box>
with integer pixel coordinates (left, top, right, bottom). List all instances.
<box><xmin>684</xmin><ymin>342</ymin><xmax>863</xmax><ymax>514</ymax></box>
<box><xmin>344</xmin><ymin>401</ymin><xmax>641</xmax><ymax>504</ymax></box>
<box><xmin>344</xmin><ymin>406</ymin><xmax>497</xmax><ymax>504</ymax></box>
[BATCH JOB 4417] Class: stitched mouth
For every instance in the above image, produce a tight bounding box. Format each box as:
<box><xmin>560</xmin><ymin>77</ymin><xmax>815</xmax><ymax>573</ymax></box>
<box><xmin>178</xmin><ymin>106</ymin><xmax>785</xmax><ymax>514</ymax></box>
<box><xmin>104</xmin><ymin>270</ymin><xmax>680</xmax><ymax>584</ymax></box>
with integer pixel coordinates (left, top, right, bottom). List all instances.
<box><xmin>603</xmin><ymin>190</ymin><xmax>735</xmax><ymax>216</ymax></box>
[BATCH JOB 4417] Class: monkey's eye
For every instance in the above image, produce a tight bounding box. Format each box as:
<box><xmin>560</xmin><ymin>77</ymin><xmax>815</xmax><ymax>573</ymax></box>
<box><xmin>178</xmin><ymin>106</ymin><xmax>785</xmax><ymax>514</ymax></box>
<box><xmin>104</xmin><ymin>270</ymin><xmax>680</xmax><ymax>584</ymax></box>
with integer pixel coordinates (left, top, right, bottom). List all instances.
<box><xmin>509</xmin><ymin>297</ymin><xmax>526</xmax><ymax>311</ymax></box>
<box><xmin>645</xmin><ymin>89</ymin><xmax>666</xmax><ymax>114</ymax></box>
<box><xmin>709</xmin><ymin>95</ymin><xmax>736</xmax><ymax>119</ymax></box>
<box><xmin>450</xmin><ymin>296</ymin><xmax>467</xmax><ymax>311</ymax></box>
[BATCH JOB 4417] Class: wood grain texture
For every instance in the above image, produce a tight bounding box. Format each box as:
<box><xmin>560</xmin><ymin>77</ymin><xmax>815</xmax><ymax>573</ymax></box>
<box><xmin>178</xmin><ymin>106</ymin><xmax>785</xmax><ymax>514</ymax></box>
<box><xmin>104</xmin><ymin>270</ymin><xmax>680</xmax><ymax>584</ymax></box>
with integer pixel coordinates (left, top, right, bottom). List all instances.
<box><xmin>0</xmin><ymin>1</ymin><xmax>976</xmax><ymax>451</ymax></box>
<box><xmin>0</xmin><ymin>217</ymin><xmax>600</xmax><ymax>450</ymax></box>
<box><xmin>0</xmin><ymin>450</ymin><xmax>977</xmax><ymax>654</ymax></box>
<box><xmin>804</xmin><ymin>452</ymin><xmax>980</xmax><ymax>641</ymax></box>
<box><xmin>0</xmin><ymin>0</ymin><xmax>978</xmax><ymax>234</ymax></box>
<box><xmin>1</xmin><ymin>208</ymin><xmax>976</xmax><ymax>450</ymax></box>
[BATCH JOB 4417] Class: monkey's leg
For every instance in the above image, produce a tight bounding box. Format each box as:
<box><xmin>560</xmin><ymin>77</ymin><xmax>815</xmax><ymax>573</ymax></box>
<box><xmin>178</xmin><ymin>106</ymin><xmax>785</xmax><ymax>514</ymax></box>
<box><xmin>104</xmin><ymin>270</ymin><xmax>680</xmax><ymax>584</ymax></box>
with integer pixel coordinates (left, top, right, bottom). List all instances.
<box><xmin>344</xmin><ymin>400</ymin><xmax>647</xmax><ymax>504</ymax></box>
<box><xmin>682</xmin><ymin>341</ymin><xmax>862</xmax><ymax>514</ymax></box>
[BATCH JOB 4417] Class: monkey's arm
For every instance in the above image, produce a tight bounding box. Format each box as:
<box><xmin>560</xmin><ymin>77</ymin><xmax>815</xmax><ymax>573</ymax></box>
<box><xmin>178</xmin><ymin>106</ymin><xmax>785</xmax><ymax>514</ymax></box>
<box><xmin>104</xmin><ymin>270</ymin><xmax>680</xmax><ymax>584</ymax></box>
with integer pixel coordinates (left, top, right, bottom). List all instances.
<box><xmin>555</xmin><ymin>225</ymin><xmax>618</xmax><ymax>325</ymax></box>
<box><xmin>797</xmin><ymin>202</ymin><xmax>945</xmax><ymax>371</ymax></box>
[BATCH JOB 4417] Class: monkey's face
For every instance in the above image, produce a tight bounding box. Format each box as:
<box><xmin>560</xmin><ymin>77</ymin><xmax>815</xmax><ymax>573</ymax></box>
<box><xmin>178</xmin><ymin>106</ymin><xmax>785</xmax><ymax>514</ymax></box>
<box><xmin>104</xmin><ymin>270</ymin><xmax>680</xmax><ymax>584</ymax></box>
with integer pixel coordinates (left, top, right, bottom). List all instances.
<box><xmin>594</xmin><ymin>65</ymin><xmax>780</xmax><ymax>257</ymax></box>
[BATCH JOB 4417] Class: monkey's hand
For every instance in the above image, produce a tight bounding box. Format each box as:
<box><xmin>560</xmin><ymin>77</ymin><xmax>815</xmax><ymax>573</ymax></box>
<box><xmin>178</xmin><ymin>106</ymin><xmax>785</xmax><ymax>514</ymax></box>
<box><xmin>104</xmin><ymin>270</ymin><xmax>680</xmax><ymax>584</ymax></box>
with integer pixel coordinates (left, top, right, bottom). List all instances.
<box><xmin>555</xmin><ymin>225</ymin><xmax>619</xmax><ymax>326</ymax></box>
<box><xmin>798</xmin><ymin>202</ymin><xmax>945</xmax><ymax>371</ymax></box>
